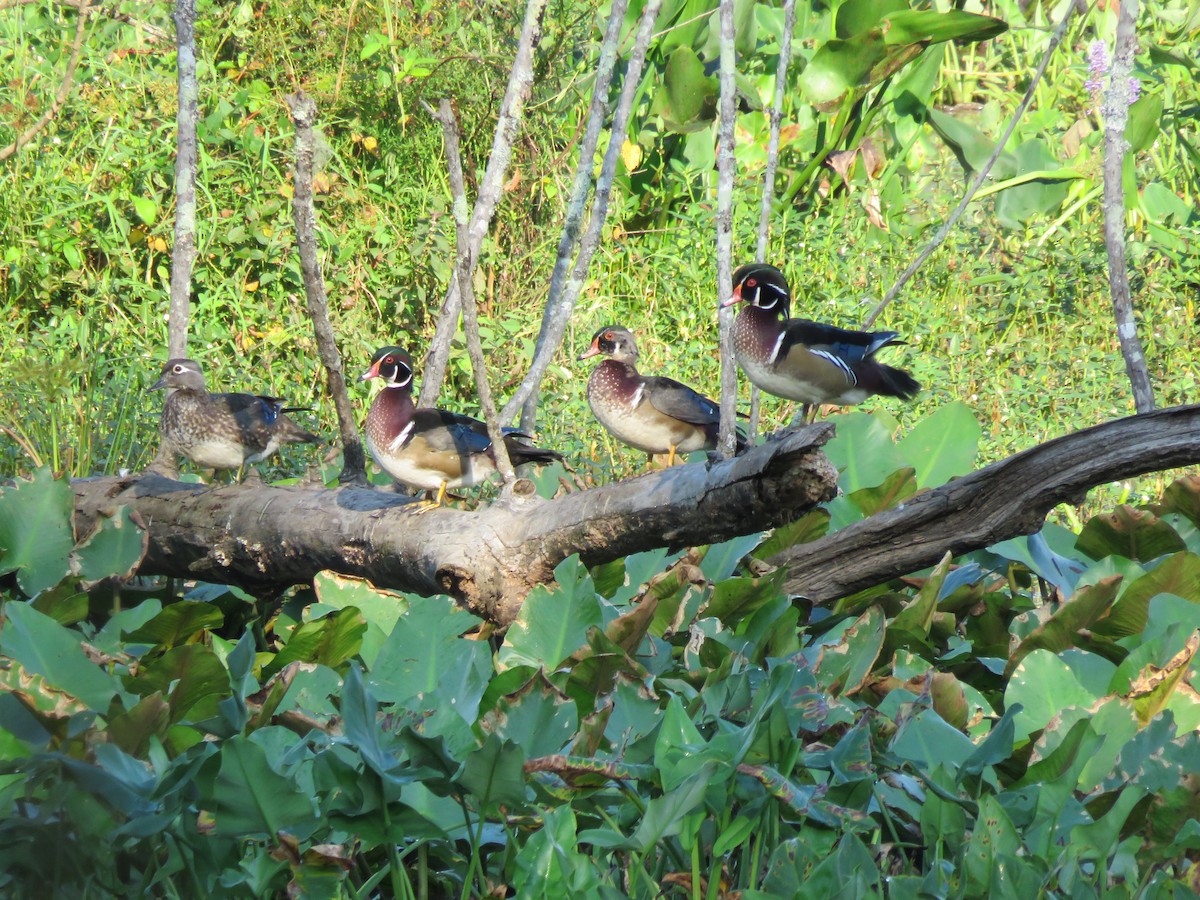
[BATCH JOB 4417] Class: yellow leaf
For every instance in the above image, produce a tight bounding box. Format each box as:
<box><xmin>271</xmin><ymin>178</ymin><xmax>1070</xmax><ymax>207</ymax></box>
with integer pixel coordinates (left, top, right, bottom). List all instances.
<box><xmin>621</xmin><ymin>139</ymin><xmax>643</xmax><ymax>172</ymax></box>
<box><xmin>244</xmin><ymin>280</ymin><xmax>259</xmax><ymax>292</ymax></box>
<box><xmin>363</xmin><ymin>135</ymin><xmax>378</xmax><ymax>151</ymax></box>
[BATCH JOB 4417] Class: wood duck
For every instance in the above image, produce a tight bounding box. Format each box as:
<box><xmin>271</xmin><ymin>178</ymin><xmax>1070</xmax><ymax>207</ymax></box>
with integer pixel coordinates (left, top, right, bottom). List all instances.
<box><xmin>360</xmin><ymin>345</ymin><xmax>561</xmax><ymax>505</ymax></box>
<box><xmin>723</xmin><ymin>263</ymin><xmax>921</xmax><ymax>408</ymax></box>
<box><xmin>151</xmin><ymin>358</ymin><xmax>321</xmax><ymax>474</ymax></box>
<box><xmin>579</xmin><ymin>325</ymin><xmax>744</xmax><ymax>466</ymax></box>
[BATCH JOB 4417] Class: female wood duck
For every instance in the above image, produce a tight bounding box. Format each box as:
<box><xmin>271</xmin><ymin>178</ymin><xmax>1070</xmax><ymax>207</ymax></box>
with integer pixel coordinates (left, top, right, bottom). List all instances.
<box><xmin>151</xmin><ymin>358</ymin><xmax>321</xmax><ymax>473</ymax></box>
<box><xmin>723</xmin><ymin>263</ymin><xmax>921</xmax><ymax>407</ymax></box>
<box><xmin>360</xmin><ymin>346</ymin><xmax>561</xmax><ymax>505</ymax></box>
<box><xmin>579</xmin><ymin>325</ymin><xmax>744</xmax><ymax>466</ymax></box>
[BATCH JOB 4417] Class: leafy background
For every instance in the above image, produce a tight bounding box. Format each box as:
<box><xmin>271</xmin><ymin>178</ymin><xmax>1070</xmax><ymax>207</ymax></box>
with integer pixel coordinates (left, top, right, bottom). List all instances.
<box><xmin>2</xmin><ymin>0</ymin><xmax>1200</xmax><ymax>895</ymax></box>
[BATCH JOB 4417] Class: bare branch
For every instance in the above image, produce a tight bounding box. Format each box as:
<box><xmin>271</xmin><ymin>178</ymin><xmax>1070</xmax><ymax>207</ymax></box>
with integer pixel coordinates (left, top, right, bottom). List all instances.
<box><xmin>1102</xmin><ymin>0</ymin><xmax>1155</xmax><ymax>413</ymax></box>
<box><xmin>286</xmin><ymin>91</ymin><xmax>367</xmax><ymax>484</ymax></box>
<box><xmin>433</xmin><ymin>100</ymin><xmax>515</xmax><ymax>481</ymax></box>
<box><xmin>501</xmin><ymin>0</ymin><xmax>629</xmax><ymax>429</ymax></box>
<box><xmin>0</xmin><ymin>0</ymin><xmax>91</xmax><ymax>163</ymax></box>
<box><xmin>749</xmin><ymin>0</ymin><xmax>797</xmax><ymax>441</ymax></box>
<box><xmin>417</xmin><ymin>0</ymin><xmax>549</xmax><ymax>407</ymax></box>
<box><xmin>861</xmin><ymin>2</ymin><xmax>1077</xmax><ymax>328</ymax></box>
<box><xmin>715</xmin><ymin>0</ymin><xmax>739</xmax><ymax>457</ymax></box>
<box><xmin>165</xmin><ymin>0</ymin><xmax>196</xmax><ymax>359</ymax></box>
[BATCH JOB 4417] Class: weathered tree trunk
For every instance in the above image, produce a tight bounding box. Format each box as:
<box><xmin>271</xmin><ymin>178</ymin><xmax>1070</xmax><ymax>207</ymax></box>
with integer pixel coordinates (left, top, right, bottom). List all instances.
<box><xmin>74</xmin><ymin>426</ymin><xmax>838</xmax><ymax>625</ymax></box>
<box><xmin>72</xmin><ymin>406</ymin><xmax>1200</xmax><ymax>624</ymax></box>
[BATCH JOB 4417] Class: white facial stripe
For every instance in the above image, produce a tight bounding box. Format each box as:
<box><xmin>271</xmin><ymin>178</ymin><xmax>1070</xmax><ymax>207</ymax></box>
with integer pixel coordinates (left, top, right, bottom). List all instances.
<box><xmin>388</xmin><ymin>420</ymin><xmax>414</xmax><ymax>451</ymax></box>
<box><xmin>385</xmin><ymin>368</ymin><xmax>413</xmax><ymax>388</ymax></box>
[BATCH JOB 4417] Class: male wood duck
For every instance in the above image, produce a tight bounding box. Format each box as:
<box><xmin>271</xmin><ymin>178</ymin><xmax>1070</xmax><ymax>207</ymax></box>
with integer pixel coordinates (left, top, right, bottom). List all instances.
<box><xmin>579</xmin><ymin>325</ymin><xmax>744</xmax><ymax>466</ymax></box>
<box><xmin>151</xmin><ymin>358</ymin><xmax>321</xmax><ymax>474</ymax></box>
<box><xmin>360</xmin><ymin>345</ymin><xmax>561</xmax><ymax>506</ymax></box>
<box><xmin>723</xmin><ymin>263</ymin><xmax>921</xmax><ymax>408</ymax></box>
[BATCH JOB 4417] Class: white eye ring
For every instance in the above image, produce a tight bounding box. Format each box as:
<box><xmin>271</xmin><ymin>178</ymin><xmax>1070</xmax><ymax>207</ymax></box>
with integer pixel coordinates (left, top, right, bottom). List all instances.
<box><xmin>173</xmin><ymin>364</ymin><xmax>186</xmax><ymax>374</ymax></box>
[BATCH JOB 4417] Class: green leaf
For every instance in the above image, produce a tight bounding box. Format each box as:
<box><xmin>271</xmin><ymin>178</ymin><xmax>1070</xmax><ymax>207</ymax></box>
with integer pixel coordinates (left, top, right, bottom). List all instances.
<box><xmin>880</xmin><ymin>9</ymin><xmax>1007</xmax><ymax>45</ymax></box>
<box><xmin>822</xmin><ymin>411</ymin><xmax>906</xmax><ymax>493</ymax></box>
<box><xmin>753</xmin><ymin>509</ymin><xmax>829</xmax><ymax>559</ymax></box>
<box><xmin>312</xmin><ymin>570</ymin><xmax>407</xmax><ymax>667</ymax></box>
<box><xmin>704</xmin><ymin>572</ymin><xmax>785</xmax><ymax>625</ymax></box>
<box><xmin>798</xmin><ymin>30</ymin><xmax>887</xmax><ymax>108</ymax></box>
<box><xmin>1005</xmin><ymin>576</ymin><xmax>1122</xmax><ymax>676</ymax></box>
<box><xmin>127</xmin><ymin>643</ymin><xmax>230</xmax><ymax>723</ymax></box>
<box><xmin>262</xmin><ymin>606</ymin><xmax>366</xmax><ymax>679</ymax></box>
<box><xmin>928</xmin><ymin>108</ymin><xmax>1016</xmax><ymax>178</ymax></box>
<box><xmin>207</xmin><ymin>736</ymin><xmax>316</xmax><ymax>837</ymax></box>
<box><xmin>660</xmin><ymin>46</ymin><xmax>717</xmax><ymax>130</ymax></box>
<box><xmin>124</xmin><ymin>601</ymin><xmax>224</xmax><ymax>650</ymax></box>
<box><xmin>513</xmin><ymin>804</ymin><xmax>601</xmax><ymax>898</ymax></box>
<box><xmin>1099</xmin><ymin>552</ymin><xmax>1200</xmax><ymax>637</ymax></box>
<box><xmin>1005</xmin><ymin>649</ymin><xmax>1100</xmax><ymax>741</ymax></box>
<box><xmin>478</xmin><ymin>671</ymin><xmax>578</xmax><ymax>758</ymax></box>
<box><xmin>895</xmin><ymin>401</ymin><xmax>980</xmax><ymax>489</ymax></box>
<box><xmin>886</xmin><ymin>552</ymin><xmax>951</xmax><ymax>654</ymax></box>
<box><xmin>498</xmin><ymin>556</ymin><xmax>603</xmax><ymax>671</ymax></box>
<box><xmin>0</xmin><ymin>602</ymin><xmax>119</xmax><ymax>711</ymax></box>
<box><xmin>458</xmin><ymin>734</ymin><xmax>527</xmax><ymax>813</ymax></box>
<box><xmin>70</xmin><ymin>505</ymin><xmax>146</xmax><ymax>585</ymax></box>
<box><xmin>846</xmin><ymin>466</ymin><xmax>917</xmax><ymax>518</ymax></box>
<box><xmin>835</xmin><ymin>0</ymin><xmax>909</xmax><ymax>38</ymax></box>
<box><xmin>890</xmin><ymin>707</ymin><xmax>977</xmax><ymax>771</ymax></box>
<box><xmin>1076</xmin><ymin>505</ymin><xmax>1186</xmax><ymax>563</ymax></box>
<box><xmin>369</xmin><ymin>594</ymin><xmax>488</xmax><ymax>713</ymax></box>
<box><xmin>812</xmin><ymin>605</ymin><xmax>885</xmax><ymax>696</ymax></box>
<box><xmin>962</xmin><ymin>795</ymin><xmax>1021</xmax><ymax>897</ymax></box>
<box><xmin>1126</xmin><ymin>92</ymin><xmax>1164</xmax><ymax>154</ymax></box>
<box><xmin>130</xmin><ymin>195</ymin><xmax>157</xmax><ymax>225</ymax></box>
<box><xmin>628</xmin><ymin>765</ymin><xmax>714</xmax><ymax>850</ymax></box>
<box><xmin>0</xmin><ymin>467</ymin><xmax>75</xmax><ymax>596</ymax></box>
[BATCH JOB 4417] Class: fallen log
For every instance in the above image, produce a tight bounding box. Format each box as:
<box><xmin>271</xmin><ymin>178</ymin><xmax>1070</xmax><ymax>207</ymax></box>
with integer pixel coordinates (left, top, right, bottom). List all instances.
<box><xmin>73</xmin><ymin>425</ymin><xmax>839</xmax><ymax>625</ymax></box>
<box><xmin>775</xmin><ymin>404</ymin><xmax>1200</xmax><ymax>600</ymax></box>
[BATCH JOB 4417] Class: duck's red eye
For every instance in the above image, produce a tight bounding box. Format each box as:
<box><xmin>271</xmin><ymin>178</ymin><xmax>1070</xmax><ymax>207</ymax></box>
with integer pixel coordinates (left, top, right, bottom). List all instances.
<box><xmin>604</xmin><ymin>332</ymin><xmax>614</xmax><ymax>341</ymax></box>
<box><xmin>746</xmin><ymin>278</ymin><xmax>757</xmax><ymax>288</ymax></box>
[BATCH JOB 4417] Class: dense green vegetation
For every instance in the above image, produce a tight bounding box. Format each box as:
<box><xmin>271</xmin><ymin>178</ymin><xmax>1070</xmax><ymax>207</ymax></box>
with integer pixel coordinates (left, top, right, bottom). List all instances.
<box><xmin>3</xmin><ymin>0</ymin><xmax>1200</xmax><ymax>895</ymax></box>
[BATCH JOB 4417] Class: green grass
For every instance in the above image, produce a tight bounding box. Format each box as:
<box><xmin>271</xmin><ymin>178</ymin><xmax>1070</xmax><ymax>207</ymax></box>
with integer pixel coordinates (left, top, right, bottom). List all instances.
<box><xmin>1</xmin><ymin>0</ymin><xmax>1197</xmax><ymax>513</ymax></box>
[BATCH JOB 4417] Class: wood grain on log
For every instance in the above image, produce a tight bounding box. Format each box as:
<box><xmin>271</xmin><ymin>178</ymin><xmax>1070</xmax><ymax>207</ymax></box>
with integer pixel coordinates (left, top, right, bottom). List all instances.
<box><xmin>73</xmin><ymin>425</ymin><xmax>838</xmax><ymax>624</ymax></box>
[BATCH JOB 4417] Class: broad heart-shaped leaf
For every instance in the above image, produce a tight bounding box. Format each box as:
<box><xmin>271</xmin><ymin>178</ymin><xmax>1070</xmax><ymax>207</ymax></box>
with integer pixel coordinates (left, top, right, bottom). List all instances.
<box><xmin>312</xmin><ymin>570</ymin><xmax>407</xmax><ymax>667</ymax></box>
<box><xmin>206</xmin><ymin>735</ymin><xmax>317</xmax><ymax>837</ymax></box>
<box><xmin>1006</xmin><ymin>649</ymin><xmax>1102</xmax><ymax>742</ymax></box>
<box><xmin>0</xmin><ymin>466</ymin><xmax>75</xmax><ymax>596</ymax></box>
<box><xmin>106</xmin><ymin>691</ymin><xmax>171</xmax><ymax>757</ymax></box>
<box><xmin>1126</xmin><ymin>92</ymin><xmax>1164</xmax><ymax>154</ymax></box>
<box><xmin>989</xmin><ymin>525</ymin><xmax>1088</xmax><ymax>594</ymax></box>
<box><xmin>1097</xmin><ymin>552</ymin><xmax>1200</xmax><ymax>638</ymax></box>
<box><xmin>835</xmin><ymin>0</ymin><xmax>908</xmax><ymax>39</ymax></box>
<box><xmin>753</xmin><ymin>509</ymin><xmax>829</xmax><ymax>559</ymax></box>
<box><xmin>962</xmin><ymin>794</ymin><xmax>1021</xmax><ymax>897</ymax></box>
<box><xmin>0</xmin><ymin>602</ymin><xmax>119</xmax><ymax>711</ymax></box>
<box><xmin>498</xmin><ymin>556</ymin><xmax>603</xmax><ymax>672</ymax></box>
<box><xmin>261</xmin><ymin>606</ymin><xmax>366</xmax><ymax>679</ymax></box>
<box><xmin>1005</xmin><ymin>576</ymin><xmax>1123</xmax><ymax>677</ymax></box>
<box><xmin>627</xmin><ymin>764</ymin><xmax>714</xmax><ymax>851</ymax></box>
<box><xmin>994</xmin><ymin>139</ymin><xmax>1073</xmax><ymax>229</ymax></box>
<box><xmin>70</xmin><ymin>505</ymin><xmax>146</xmax><ymax>585</ymax></box>
<box><xmin>123</xmin><ymin>601</ymin><xmax>224</xmax><ymax>650</ymax></box>
<box><xmin>660</xmin><ymin>46</ymin><xmax>717</xmax><ymax>131</ymax></box>
<box><xmin>1126</xmin><ymin>631</ymin><xmax>1200</xmax><ymax>727</ymax></box>
<box><xmin>458</xmin><ymin>733</ymin><xmax>528</xmax><ymax>813</ymax></box>
<box><xmin>368</xmin><ymin>593</ymin><xmax>488</xmax><ymax>710</ymax></box>
<box><xmin>125</xmin><ymin>643</ymin><xmax>231</xmax><ymax>723</ymax></box>
<box><xmin>703</xmin><ymin>571</ymin><xmax>785</xmax><ymax>626</ymax></box>
<box><xmin>478</xmin><ymin>671</ymin><xmax>578</xmax><ymax>759</ymax></box>
<box><xmin>928</xmin><ymin>108</ymin><xmax>1017</xmax><ymax>179</ymax></box>
<box><xmin>895</xmin><ymin>401</ymin><xmax>980</xmax><ymax>489</ymax></box>
<box><xmin>885</xmin><ymin>552</ymin><xmax>951</xmax><ymax>655</ymax></box>
<box><xmin>880</xmin><ymin>9</ymin><xmax>1006</xmax><ymax>45</ymax></box>
<box><xmin>513</xmin><ymin>804</ymin><xmax>601</xmax><ymax>898</ymax></box>
<box><xmin>822</xmin><ymin>410</ymin><xmax>905</xmax><ymax>492</ymax></box>
<box><xmin>798</xmin><ymin>29</ymin><xmax>887</xmax><ymax>108</ymax></box>
<box><xmin>846</xmin><ymin>467</ymin><xmax>917</xmax><ymax>519</ymax></box>
<box><xmin>811</xmin><ymin>605</ymin><xmax>885</xmax><ymax>696</ymax></box>
<box><xmin>1076</xmin><ymin>505</ymin><xmax>1187</xmax><ymax>563</ymax></box>
<box><xmin>1154</xmin><ymin>475</ymin><xmax>1200</xmax><ymax>528</ymax></box>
